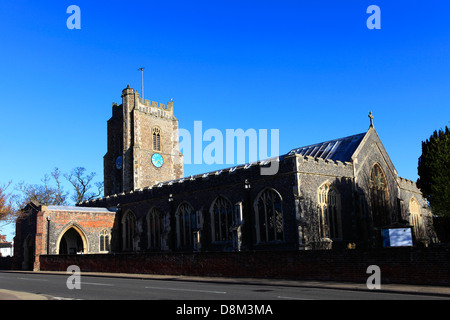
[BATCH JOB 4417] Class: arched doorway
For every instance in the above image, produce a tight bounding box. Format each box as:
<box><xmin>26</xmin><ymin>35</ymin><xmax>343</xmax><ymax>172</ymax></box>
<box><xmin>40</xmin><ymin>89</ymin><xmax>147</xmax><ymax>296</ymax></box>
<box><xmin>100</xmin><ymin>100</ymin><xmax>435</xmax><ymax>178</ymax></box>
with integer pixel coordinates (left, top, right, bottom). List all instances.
<box><xmin>22</xmin><ymin>235</ymin><xmax>35</xmax><ymax>270</ymax></box>
<box><xmin>58</xmin><ymin>227</ymin><xmax>86</xmax><ymax>255</ymax></box>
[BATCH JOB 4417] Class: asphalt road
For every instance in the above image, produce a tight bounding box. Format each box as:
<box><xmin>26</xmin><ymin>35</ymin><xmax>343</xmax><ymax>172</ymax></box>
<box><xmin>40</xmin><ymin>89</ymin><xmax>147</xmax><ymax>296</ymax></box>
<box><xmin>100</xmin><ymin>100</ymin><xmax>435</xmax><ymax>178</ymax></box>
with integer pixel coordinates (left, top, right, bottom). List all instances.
<box><xmin>0</xmin><ymin>271</ymin><xmax>447</xmax><ymax>301</ymax></box>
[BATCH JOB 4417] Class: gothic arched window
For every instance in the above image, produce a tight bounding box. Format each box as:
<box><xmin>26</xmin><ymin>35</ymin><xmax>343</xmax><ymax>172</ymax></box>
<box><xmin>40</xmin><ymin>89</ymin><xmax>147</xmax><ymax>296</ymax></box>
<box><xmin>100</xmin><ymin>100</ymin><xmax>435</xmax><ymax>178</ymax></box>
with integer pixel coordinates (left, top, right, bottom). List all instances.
<box><xmin>370</xmin><ymin>164</ymin><xmax>390</xmax><ymax>228</ymax></box>
<box><xmin>99</xmin><ymin>229</ymin><xmax>110</xmax><ymax>252</ymax></box>
<box><xmin>255</xmin><ymin>188</ymin><xmax>283</xmax><ymax>243</ymax></box>
<box><xmin>147</xmin><ymin>207</ymin><xmax>165</xmax><ymax>250</ymax></box>
<box><xmin>410</xmin><ymin>197</ymin><xmax>424</xmax><ymax>239</ymax></box>
<box><xmin>122</xmin><ymin>211</ymin><xmax>136</xmax><ymax>251</ymax></box>
<box><xmin>176</xmin><ymin>202</ymin><xmax>196</xmax><ymax>248</ymax></box>
<box><xmin>318</xmin><ymin>183</ymin><xmax>342</xmax><ymax>239</ymax></box>
<box><xmin>152</xmin><ymin>127</ymin><xmax>161</xmax><ymax>151</ymax></box>
<box><xmin>211</xmin><ymin>196</ymin><xmax>233</xmax><ymax>242</ymax></box>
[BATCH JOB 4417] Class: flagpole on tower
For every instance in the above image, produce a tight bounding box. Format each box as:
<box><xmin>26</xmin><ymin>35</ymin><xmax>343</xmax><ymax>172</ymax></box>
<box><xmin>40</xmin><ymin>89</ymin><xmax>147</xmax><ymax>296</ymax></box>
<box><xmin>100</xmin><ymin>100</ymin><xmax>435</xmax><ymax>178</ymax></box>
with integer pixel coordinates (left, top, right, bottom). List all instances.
<box><xmin>138</xmin><ymin>67</ymin><xmax>145</xmax><ymax>100</ymax></box>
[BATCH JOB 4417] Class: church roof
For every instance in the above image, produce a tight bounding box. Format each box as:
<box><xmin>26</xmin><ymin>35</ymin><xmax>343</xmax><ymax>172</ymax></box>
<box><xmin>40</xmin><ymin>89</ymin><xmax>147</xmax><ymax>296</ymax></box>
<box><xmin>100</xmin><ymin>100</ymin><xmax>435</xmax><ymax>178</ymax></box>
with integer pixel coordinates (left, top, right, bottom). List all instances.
<box><xmin>287</xmin><ymin>132</ymin><xmax>366</xmax><ymax>162</ymax></box>
<box><xmin>47</xmin><ymin>205</ymin><xmax>117</xmax><ymax>213</ymax></box>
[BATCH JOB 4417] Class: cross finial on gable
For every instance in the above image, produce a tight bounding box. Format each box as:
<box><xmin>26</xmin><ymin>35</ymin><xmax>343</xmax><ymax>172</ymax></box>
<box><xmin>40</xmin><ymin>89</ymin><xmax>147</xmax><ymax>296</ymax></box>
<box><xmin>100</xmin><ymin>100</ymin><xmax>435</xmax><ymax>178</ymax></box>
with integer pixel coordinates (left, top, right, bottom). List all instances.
<box><xmin>369</xmin><ymin>111</ymin><xmax>374</xmax><ymax>128</ymax></box>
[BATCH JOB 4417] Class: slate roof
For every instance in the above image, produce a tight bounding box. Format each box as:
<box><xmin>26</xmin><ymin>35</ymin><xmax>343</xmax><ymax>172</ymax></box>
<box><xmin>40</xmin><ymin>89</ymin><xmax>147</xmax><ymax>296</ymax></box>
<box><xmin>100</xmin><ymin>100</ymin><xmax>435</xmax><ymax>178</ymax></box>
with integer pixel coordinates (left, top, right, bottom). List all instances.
<box><xmin>47</xmin><ymin>206</ymin><xmax>117</xmax><ymax>213</ymax></box>
<box><xmin>287</xmin><ymin>132</ymin><xmax>366</xmax><ymax>162</ymax></box>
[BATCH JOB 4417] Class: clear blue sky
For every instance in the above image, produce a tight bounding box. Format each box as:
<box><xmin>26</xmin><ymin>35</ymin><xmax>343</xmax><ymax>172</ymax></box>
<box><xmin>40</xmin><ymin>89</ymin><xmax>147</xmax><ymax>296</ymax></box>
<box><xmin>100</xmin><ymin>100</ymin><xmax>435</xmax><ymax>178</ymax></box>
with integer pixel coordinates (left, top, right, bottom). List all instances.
<box><xmin>1</xmin><ymin>1</ymin><xmax>449</xmax><ymax>241</ymax></box>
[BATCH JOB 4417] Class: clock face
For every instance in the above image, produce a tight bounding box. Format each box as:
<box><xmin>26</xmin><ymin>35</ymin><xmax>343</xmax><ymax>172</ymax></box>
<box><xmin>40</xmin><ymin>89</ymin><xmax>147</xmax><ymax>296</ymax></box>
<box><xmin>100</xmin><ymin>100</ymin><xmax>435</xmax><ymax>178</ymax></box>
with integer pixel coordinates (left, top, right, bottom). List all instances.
<box><xmin>115</xmin><ymin>156</ymin><xmax>123</xmax><ymax>170</ymax></box>
<box><xmin>152</xmin><ymin>153</ymin><xmax>164</xmax><ymax>168</ymax></box>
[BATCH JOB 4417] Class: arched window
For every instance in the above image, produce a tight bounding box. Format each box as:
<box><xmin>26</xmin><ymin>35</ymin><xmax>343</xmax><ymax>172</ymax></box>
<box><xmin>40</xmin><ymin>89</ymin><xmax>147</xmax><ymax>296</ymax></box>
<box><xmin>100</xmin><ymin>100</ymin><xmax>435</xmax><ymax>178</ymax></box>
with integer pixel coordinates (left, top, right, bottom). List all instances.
<box><xmin>410</xmin><ymin>197</ymin><xmax>424</xmax><ymax>239</ymax></box>
<box><xmin>122</xmin><ymin>211</ymin><xmax>136</xmax><ymax>251</ymax></box>
<box><xmin>176</xmin><ymin>202</ymin><xmax>195</xmax><ymax>248</ymax></box>
<box><xmin>255</xmin><ymin>188</ymin><xmax>283</xmax><ymax>243</ymax></box>
<box><xmin>370</xmin><ymin>164</ymin><xmax>390</xmax><ymax>228</ymax></box>
<box><xmin>147</xmin><ymin>207</ymin><xmax>165</xmax><ymax>250</ymax></box>
<box><xmin>211</xmin><ymin>196</ymin><xmax>233</xmax><ymax>242</ymax></box>
<box><xmin>318</xmin><ymin>183</ymin><xmax>342</xmax><ymax>239</ymax></box>
<box><xmin>99</xmin><ymin>229</ymin><xmax>110</xmax><ymax>252</ymax></box>
<box><xmin>153</xmin><ymin>127</ymin><xmax>161</xmax><ymax>151</ymax></box>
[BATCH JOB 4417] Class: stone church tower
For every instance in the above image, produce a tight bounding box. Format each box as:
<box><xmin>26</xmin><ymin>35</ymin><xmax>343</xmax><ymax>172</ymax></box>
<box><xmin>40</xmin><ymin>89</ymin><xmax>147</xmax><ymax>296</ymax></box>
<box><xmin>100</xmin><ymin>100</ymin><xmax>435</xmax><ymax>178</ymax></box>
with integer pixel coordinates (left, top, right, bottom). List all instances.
<box><xmin>104</xmin><ymin>86</ymin><xmax>184</xmax><ymax>196</ymax></box>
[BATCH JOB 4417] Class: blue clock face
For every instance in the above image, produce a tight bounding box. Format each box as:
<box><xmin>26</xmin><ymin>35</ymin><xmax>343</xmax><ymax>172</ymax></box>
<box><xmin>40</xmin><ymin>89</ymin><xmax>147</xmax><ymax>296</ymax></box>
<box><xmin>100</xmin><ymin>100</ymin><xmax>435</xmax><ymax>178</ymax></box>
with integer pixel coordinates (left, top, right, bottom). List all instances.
<box><xmin>152</xmin><ymin>153</ymin><xmax>164</xmax><ymax>168</ymax></box>
<box><xmin>115</xmin><ymin>156</ymin><xmax>123</xmax><ymax>170</ymax></box>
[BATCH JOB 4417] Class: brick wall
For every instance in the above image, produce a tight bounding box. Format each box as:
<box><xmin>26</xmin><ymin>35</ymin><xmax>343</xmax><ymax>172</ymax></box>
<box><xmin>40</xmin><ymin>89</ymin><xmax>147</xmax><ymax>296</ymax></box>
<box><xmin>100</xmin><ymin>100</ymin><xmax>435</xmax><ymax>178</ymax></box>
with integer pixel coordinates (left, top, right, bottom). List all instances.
<box><xmin>39</xmin><ymin>247</ymin><xmax>450</xmax><ymax>286</ymax></box>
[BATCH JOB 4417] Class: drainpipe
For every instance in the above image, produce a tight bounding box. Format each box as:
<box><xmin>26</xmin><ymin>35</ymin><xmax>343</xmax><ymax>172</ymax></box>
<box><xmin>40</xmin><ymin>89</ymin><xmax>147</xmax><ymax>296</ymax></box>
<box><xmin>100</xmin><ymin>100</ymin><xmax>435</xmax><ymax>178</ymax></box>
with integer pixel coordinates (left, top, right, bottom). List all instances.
<box><xmin>46</xmin><ymin>216</ymin><xmax>51</xmax><ymax>254</ymax></box>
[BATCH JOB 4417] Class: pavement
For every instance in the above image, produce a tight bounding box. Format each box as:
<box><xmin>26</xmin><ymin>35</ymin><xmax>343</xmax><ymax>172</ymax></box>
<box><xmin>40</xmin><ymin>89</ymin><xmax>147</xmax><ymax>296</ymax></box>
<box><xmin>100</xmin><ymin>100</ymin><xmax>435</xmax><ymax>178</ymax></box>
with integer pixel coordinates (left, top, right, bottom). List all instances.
<box><xmin>1</xmin><ymin>270</ymin><xmax>449</xmax><ymax>300</ymax></box>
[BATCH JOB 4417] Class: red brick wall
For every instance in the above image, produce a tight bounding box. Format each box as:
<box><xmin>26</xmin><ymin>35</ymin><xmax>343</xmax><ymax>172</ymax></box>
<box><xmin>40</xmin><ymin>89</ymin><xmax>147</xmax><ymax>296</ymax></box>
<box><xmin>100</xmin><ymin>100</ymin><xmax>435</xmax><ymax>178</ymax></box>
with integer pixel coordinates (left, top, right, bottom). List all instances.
<box><xmin>39</xmin><ymin>247</ymin><xmax>450</xmax><ymax>286</ymax></box>
<box><xmin>31</xmin><ymin>208</ymin><xmax>116</xmax><ymax>270</ymax></box>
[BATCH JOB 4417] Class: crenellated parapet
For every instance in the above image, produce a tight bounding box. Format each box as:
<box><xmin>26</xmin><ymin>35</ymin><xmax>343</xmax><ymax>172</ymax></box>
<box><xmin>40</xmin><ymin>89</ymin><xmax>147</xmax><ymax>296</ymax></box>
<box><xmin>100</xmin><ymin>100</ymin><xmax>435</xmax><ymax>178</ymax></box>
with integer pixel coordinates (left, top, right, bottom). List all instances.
<box><xmin>295</xmin><ymin>154</ymin><xmax>353</xmax><ymax>177</ymax></box>
<box><xmin>116</xmin><ymin>85</ymin><xmax>174</xmax><ymax>119</ymax></box>
<box><xmin>398</xmin><ymin>176</ymin><xmax>421</xmax><ymax>193</ymax></box>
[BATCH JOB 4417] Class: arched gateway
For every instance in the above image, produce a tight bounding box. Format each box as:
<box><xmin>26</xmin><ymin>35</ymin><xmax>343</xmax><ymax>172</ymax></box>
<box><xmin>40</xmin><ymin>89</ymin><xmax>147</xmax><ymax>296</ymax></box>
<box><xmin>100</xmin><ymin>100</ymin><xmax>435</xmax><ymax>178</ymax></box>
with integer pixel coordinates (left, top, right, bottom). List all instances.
<box><xmin>57</xmin><ymin>225</ymin><xmax>89</xmax><ymax>255</ymax></box>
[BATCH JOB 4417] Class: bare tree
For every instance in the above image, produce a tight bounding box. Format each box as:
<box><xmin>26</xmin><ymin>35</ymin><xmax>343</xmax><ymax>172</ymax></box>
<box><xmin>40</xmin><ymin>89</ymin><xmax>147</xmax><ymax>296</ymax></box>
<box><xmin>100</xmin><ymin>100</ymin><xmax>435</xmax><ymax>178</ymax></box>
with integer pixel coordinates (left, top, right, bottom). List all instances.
<box><xmin>64</xmin><ymin>167</ymin><xmax>104</xmax><ymax>204</ymax></box>
<box><xmin>15</xmin><ymin>168</ymin><xmax>68</xmax><ymax>208</ymax></box>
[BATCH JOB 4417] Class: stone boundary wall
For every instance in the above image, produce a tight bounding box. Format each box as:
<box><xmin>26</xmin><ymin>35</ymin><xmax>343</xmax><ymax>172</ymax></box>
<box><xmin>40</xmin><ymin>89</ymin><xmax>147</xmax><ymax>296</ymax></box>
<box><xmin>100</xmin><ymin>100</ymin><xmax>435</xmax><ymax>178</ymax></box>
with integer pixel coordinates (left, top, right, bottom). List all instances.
<box><xmin>39</xmin><ymin>247</ymin><xmax>450</xmax><ymax>286</ymax></box>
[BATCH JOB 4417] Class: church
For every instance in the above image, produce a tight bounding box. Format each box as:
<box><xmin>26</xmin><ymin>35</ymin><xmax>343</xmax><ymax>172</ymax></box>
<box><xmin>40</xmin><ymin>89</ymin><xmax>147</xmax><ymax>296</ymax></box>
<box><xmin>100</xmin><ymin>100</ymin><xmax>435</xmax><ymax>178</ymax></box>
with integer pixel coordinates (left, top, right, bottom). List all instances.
<box><xmin>14</xmin><ymin>86</ymin><xmax>436</xmax><ymax>271</ymax></box>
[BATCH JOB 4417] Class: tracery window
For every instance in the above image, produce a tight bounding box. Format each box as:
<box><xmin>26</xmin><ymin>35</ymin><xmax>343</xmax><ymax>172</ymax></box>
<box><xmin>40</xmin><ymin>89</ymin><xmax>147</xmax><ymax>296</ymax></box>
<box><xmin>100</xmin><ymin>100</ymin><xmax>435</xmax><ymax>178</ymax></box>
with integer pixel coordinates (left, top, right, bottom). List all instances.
<box><xmin>410</xmin><ymin>197</ymin><xmax>424</xmax><ymax>239</ymax></box>
<box><xmin>256</xmin><ymin>188</ymin><xmax>283</xmax><ymax>243</ymax></box>
<box><xmin>99</xmin><ymin>229</ymin><xmax>110</xmax><ymax>252</ymax></box>
<box><xmin>176</xmin><ymin>202</ymin><xmax>196</xmax><ymax>248</ymax></box>
<box><xmin>318</xmin><ymin>183</ymin><xmax>342</xmax><ymax>239</ymax></box>
<box><xmin>211</xmin><ymin>196</ymin><xmax>233</xmax><ymax>242</ymax></box>
<box><xmin>153</xmin><ymin>127</ymin><xmax>161</xmax><ymax>151</ymax></box>
<box><xmin>370</xmin><ymin>164</ymin><xmax>390</xmax><ymax>228</ymax></box>
<box><xmin>122</xmin><ymin>211</ymin><xmax>136</xmax><ymax>251</ymax></box>
<box><xmin>147</xmin><ymin>207</ymin><xmax>166</xmax><ymax>250</ymax></box>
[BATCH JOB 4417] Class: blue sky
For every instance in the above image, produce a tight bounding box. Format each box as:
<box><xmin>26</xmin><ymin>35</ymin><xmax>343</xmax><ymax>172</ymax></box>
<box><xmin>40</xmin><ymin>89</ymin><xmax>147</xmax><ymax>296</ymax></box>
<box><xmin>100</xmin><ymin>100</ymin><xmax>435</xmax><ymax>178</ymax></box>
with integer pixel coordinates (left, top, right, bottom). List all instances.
<box><xmin>1</xmin><ymin>1</ymin><xmax>449</xmax><ymax>241</ymax></box>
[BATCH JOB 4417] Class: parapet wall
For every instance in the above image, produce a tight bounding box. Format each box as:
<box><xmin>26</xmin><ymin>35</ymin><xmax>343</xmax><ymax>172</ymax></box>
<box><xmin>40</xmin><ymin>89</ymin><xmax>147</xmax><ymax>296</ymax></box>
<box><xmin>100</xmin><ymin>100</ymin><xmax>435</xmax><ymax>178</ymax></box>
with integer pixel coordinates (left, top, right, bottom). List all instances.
<box><xmin>296</xmin><ymin>154</ymin><xmax>354</xmax><ymax>177</ymax></box>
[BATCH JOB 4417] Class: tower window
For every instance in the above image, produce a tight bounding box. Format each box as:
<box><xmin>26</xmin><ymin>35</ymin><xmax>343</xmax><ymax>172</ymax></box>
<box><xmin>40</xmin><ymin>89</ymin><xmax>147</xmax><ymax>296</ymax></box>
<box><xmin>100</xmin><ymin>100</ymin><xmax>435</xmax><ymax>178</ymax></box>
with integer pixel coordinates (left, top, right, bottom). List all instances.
<box><xmin>153</xmin><ymin>127</ymin><xmax>161</xmax><ymax>151</ymax></box>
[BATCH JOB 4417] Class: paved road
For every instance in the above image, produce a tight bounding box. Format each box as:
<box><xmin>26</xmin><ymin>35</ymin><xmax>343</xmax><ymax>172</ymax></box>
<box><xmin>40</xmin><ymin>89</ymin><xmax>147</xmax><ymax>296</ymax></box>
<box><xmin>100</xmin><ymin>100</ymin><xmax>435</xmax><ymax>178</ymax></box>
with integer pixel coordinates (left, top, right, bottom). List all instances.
<box><xmin>0</xmin><ymin>271</ymin><xmax>448</xmax><ymax>301</ymax></box>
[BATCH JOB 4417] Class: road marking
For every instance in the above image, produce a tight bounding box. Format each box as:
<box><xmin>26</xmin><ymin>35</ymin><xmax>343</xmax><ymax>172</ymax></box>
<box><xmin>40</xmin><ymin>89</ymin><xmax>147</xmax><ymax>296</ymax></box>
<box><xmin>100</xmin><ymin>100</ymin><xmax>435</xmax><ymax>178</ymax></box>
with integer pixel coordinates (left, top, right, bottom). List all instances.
<box><xmin>145</xmin><ymin>286</ymin><xmax>226</xmax><ymax>294</ymax></box>
<box><xmin>17</xmin><ymin>277</ymin><xmax>49</xmax><ymax>282</ymax></box>
<box><xmin>277</xmin><ymin>295</ymin><xmax>313</xmax><ymax>300</ymax></box>
<box><xmin>82</xmin><ymin>282</ymin><xmax>114</xmax><ymax>286</ymax></box>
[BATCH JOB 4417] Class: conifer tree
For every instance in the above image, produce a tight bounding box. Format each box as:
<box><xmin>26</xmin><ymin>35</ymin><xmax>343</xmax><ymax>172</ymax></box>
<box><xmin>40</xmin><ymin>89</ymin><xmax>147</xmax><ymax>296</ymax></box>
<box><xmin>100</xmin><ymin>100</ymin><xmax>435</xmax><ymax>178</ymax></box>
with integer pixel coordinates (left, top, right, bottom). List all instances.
<box><xmin>417</xmin><ymin>126</ymin><xmax>450</xmax><ymax>217</ymax></box>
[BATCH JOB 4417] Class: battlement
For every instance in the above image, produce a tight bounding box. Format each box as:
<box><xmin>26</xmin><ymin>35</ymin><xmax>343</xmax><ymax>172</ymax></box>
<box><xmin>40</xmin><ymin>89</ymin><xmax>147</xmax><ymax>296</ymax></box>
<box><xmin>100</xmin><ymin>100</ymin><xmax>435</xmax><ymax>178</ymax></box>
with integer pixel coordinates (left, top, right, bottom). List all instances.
<box><xmin>293</xmin><ymin>154</ymin><xmax>353</xmax><ymax>178</ymax></box>
<box><xmin>299</xmin><ymin>154</ymin><xmax>352</xmax><ymax>168</ymax></box>
<box><xmin>398</xmin><ymin>176</ymin><xmax>420</xmax><ymax>192</ymax></box>
<box><xmin>399</xmin><ymin>176</ymin><xmax>416</xmax><ymax>185</ymax></box>
<box><xmin>137</xmin><ymin>96</ymin><xmax>174</xmax><ymax>113</ymax></box>
<box><xmin>120</xmin><ymin>85</ymin><xmax>174</xmax><ymax>114</ymax></box>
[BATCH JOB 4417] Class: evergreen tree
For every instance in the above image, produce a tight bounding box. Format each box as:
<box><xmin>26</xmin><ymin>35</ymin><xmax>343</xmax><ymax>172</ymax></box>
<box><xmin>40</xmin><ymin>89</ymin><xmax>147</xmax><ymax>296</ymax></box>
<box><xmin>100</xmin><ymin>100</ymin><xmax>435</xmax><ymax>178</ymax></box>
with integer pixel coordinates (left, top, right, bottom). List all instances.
<box><xmin>417</xmin><ymin>126</ymin><xmax>450</xmax><ymax>217</ymax></box>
